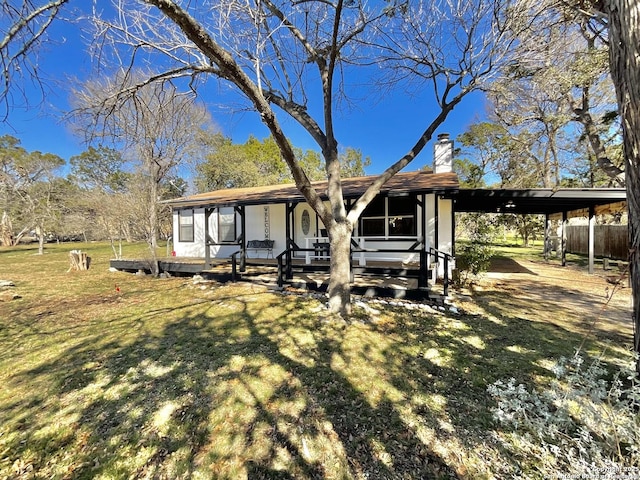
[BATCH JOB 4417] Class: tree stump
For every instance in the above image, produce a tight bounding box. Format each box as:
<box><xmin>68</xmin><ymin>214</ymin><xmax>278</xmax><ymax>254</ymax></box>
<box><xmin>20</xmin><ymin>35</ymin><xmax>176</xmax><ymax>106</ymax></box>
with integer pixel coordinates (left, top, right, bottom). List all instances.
<box><xmin>68</xmin><ymin>250</ymin><xmax>89</xmax><ymax>271</ymax></box>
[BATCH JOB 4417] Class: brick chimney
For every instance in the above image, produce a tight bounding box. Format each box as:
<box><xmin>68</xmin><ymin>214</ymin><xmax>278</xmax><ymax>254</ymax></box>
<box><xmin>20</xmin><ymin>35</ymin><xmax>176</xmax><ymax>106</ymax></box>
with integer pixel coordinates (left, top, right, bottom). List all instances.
<box><xmin>433</xmin><ymin>133</ymin><xmax>453</xmax><ymax>174</ymax></box>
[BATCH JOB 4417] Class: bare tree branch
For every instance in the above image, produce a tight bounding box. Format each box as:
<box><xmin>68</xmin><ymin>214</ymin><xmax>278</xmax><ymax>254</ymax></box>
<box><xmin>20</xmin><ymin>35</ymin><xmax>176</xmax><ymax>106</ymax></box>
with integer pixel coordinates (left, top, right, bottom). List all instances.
<box><xmin>0</xmin><ymin>0</ymin><xmax>70</xmax><ymax>120</ymax></box>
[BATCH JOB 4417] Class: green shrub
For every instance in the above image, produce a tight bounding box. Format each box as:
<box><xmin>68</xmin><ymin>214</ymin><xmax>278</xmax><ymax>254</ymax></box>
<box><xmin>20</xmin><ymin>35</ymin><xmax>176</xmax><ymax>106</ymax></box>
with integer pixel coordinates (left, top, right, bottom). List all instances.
<box><xmin>456</xmin><ymin>242</ymin><xmax>493</xmax><ymax>276</ymax></box>
<box><xmin>455</xmin><ymin>213</ymin><xmax>495</xmax><ymax>285</ymax></box>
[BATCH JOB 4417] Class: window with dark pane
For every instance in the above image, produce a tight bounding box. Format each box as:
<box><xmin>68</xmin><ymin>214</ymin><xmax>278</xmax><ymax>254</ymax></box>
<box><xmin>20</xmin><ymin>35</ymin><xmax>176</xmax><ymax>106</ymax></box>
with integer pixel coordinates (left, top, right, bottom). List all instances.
<box><xmin>362</xmin><ymin>195</ymin><xmax>385</xmax><ymax>216</ymax></box>
<box><xmin>388</xmin><ymin>196</ymin><xmax>416</xmax><ymax>236</ymax></box>
<box><xmin>359</xmin><ymin>194</ymin><xmax>417</xmax><ymax>237</ymax></box>
<box><xmin>388</xmin><ymin>196</ymin><xmax>415</xmax><ymax>216</ymax></box>
<box><xmin>361</xmin><ymin>218</ymin><xmax>386</xmax><ymax>236</ymax></box>
<box><xmin>388</xmin><ymin>216</ymin><xmax>415</xmax><ymax>236</ymax></box>
<box><xmin>178</xmin><ymin>209</ymin><xmax>194</xmax><ymax>242</ymax></box>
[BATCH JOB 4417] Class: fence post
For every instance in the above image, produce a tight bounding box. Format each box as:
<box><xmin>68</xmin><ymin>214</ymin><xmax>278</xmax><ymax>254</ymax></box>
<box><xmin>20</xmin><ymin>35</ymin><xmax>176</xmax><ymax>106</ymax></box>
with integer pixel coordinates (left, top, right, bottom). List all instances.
<box><xmin>588</xmin><ymin>205</ymin><xmax>595</xmax><ymax>274</ymax></box>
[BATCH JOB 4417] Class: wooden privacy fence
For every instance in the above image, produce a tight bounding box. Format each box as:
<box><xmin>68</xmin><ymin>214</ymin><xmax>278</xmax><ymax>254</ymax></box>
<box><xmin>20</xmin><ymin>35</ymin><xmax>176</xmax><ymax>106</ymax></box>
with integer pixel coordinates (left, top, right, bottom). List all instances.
<box><xmin>566</xmin><ymin>225</ymin><xmax>629</xmax><ymax>260</ymax></box>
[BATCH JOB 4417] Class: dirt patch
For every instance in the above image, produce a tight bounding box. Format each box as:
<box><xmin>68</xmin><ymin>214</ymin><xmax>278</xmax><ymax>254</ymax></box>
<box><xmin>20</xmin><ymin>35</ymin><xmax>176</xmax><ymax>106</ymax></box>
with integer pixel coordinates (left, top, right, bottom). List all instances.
<box><xmin>454</xmin><ymin>257</ymin><xmax>633</xmax><ymax>343</ymax></box>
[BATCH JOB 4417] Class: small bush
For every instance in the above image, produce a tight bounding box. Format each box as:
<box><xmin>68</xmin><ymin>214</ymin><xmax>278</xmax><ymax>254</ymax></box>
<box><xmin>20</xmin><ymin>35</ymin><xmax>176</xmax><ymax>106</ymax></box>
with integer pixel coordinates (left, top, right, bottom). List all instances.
<box><xmin>487</xmin><ymin>353</ymin><xmax>640</xmax><ymax>477</ymax></box>
<box><xmin>455</xmin><ymin>213</ymin><xmax>495</xmax><ymax>286</ymax></box>
<box><xmin>456</xmin><ymin>242</ymin><xmax>493</xmax><ymax>277</ymax></box>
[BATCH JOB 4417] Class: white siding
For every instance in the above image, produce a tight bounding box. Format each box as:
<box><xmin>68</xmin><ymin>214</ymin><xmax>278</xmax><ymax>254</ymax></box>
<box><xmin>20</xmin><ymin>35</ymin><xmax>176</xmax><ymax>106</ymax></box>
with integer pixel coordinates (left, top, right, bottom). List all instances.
<box><xmin>437</xmin><ymin>198</ymin><xmax>453</xmax><ymax>255</ymax></box>
<box><xmin>245</xmin><ymin>204</ymin><xmax>287</xmax><ymax>258</ymax></box>
<box><xmin>294</xmin><ymin>202</ymin><xmax>325</xmax><ymax>257</ymax></box>
<box><xmin>171</xmin><ymin>193</ymin><xmax>456</xmax><ymax>270</ymax></box>
<box><xmin>173</xmin><ymin>207</ymin><xmax>209</xmax><ymax>257</ymax></box>
<box><xmin>425</xmin><ymin>194</ymin><xmax>436</xmax><ymax>253</ymax></box>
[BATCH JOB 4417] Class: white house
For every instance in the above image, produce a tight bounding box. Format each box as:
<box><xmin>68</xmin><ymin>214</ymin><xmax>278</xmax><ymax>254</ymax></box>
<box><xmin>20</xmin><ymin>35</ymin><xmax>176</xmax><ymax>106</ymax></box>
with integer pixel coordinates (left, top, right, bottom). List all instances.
<box><xmin>168</xmin><ymin>134</ymin><xmax>458</xmax><ymax>279</ymax></box>
<box><xmin>109</xmin><ymin>132</ymin><xmax>627</xmax><ymax>297</ymax></box>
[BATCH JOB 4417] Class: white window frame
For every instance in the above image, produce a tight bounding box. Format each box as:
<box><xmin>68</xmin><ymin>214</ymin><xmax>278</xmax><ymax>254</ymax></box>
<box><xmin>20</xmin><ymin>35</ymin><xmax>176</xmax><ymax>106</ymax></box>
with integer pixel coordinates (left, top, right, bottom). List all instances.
<box><xmin>218</xmin><ymin>208</ymin><xmax>236</xmax><ymax>243</ymax></box>
<box><xmin>178</xmin><ymin>209</ymin><xmax>194</xmax><ymax>243</ymax></box>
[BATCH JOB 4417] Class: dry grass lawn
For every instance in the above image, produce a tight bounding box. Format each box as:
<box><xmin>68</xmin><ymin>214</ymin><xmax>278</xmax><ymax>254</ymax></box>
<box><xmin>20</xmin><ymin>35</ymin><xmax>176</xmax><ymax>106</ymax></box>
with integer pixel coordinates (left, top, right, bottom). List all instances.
<box><xmin>0</xmin><ymin>241</ymin><xmax>634</xmax><ymax>479</ymax></box>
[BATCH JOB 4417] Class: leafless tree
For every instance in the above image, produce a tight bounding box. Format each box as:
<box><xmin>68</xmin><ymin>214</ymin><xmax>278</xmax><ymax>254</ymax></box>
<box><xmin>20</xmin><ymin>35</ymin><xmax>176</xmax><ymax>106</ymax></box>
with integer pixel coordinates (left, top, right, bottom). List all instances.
<box><xmin>79</xmin><ymin>0</ymin><xmax>524</xmax><ymax>315</ymax></box>
<box><xmin>0</xmin><ymin>135</ymin><xmax>65</xmax><ymax>251</ymax></box>
<box><xmin>71</xmin><ymin>71</ymin><xmax>214</xmax><ymax>274</ymax></box>
<box><xmin>2</xmin><ymin>0</ymin><xmax>530</xmax><ymax>315</ymax></box>
<box><xmin>499</xmin><ymin>1</ymin><xmax>622</xmax><ymax>186</ymax></box>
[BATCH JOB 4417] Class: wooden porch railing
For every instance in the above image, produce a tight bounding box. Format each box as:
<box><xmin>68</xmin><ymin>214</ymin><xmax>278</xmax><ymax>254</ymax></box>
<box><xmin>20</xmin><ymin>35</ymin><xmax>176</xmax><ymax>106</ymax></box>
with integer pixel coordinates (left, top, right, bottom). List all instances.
<box><xmin>232</xmin><ymin>242</ymin><xmax>455</xmax><ymax>298</ymax></box>
<box><xmin>428</xmin><ymin>247</ymin><xmax>454</xmax><ymax>297</ymax></box>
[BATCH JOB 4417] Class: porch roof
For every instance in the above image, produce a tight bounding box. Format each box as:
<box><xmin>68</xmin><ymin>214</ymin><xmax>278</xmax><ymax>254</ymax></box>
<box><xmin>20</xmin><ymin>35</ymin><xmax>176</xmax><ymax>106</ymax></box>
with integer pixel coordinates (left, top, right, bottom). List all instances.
<box><xmin>168</xmin><ymin>170</ymin><xmax>459</xmax><ymax>208</ymax></box>
<box><xmin>451</xmin><ymin>188</ymin><xmax>627</xmax><ymax>217</ymax></box>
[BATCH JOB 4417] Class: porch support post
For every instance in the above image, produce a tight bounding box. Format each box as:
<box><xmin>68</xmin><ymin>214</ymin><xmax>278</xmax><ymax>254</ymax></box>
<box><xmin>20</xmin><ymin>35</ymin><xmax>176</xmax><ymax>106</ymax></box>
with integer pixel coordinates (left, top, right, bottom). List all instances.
<box><xmin>451</xmin><ymin>197</ymin><xmax>456</xmax><ymax>258</ymax></box>
<box><xmin>418</xmin><ymin>250</ymin><xmax>427</xmax><ymax>289</ymax></box>
<box><xmin>434</xmin><ymin>195</ymin><xmax>439</xmax><ymax>250</ymax></box>
<box><xmin>434</xmin><ymin>195</ymin><xmax>439</xmax><ymax>278</ymax></box>
<box><xmin>285</xmin><ymin>202</ymin><xmax>291</xmax><ymax>278</ymax></box>
<box><xmin>420</xmin><ymin>193</ymin><xmax>428</xmax><ymax>288</ymax></box>
<box><xmin>544</xmin><ymin>214</ymin><xmax>550</xmax><ymax>261</ymax></box>
<box><xmin>204</xmin><ymin>207</ymin><xmax>212</xmax><ymax>268</ymax></box>
<box><xmin>418</xmin><ymin>194</ymin><xmax>426</xmax><ymax>245</ymax></box>
<box><xmin>236</xmin><ymin>206</ymin><xmax>246</xmax><ymax>272</ymax></box>
<box><xmin>561</xmin><ymin>211</ymin><xmax>568</xmax><ymax>267</ymax></box>
<box><xmin>286</xmin><ymin>202</ymin><xmax>297</xmax><ymax>279</ymax></box>
<box><xmin>588</xmin><ymin>205</ymin><xmax>595</xmax><ymax>274</ymax></box>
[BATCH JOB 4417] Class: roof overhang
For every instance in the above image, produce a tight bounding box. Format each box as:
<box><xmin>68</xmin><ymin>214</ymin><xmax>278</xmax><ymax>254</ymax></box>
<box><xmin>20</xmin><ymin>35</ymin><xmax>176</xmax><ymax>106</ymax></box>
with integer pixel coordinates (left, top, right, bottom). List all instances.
<box><xmin>166</xmin><ymin>171</ymin><xmax>626</xmax><ymax>219</ymax></box>
<box><xmin>167</xmin><ymin>171</ymin><xmax>459</xmax><ymax>209</ymax></box>
<box><xmin>451</xmin><ymin>188</ymin><xmax>627</xmax><ymax>217</ymax></box>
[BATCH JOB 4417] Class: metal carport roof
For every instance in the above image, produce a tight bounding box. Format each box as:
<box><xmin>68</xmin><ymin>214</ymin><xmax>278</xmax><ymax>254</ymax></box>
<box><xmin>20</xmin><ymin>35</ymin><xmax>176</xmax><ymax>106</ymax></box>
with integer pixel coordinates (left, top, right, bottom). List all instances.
<box><xmin>450</xmin><ymin>188</ymin><xmax>627</xmax><ymax>217</ymax></box>
<box><xmin>450</xmin><ymin>187</ymin><xmax>628</xmax><ymax>274</ymax></box>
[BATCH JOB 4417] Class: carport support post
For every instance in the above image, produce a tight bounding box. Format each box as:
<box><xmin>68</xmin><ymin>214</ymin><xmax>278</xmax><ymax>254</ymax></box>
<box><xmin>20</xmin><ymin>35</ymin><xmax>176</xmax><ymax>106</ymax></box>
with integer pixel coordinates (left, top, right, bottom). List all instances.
<box><xmin>561</xmin><ymin>211</ymin><xmax>567</xmax><ymax>267</ymax></box>
<box><xmin>588</xmin><ymin>205</ymin><xmax>595</xmax><ymax>274</ymax></box>
<box><xmin>544</xmin><ymin>214</ymin><xmax>550</xmax><ymax>261</ymax></box>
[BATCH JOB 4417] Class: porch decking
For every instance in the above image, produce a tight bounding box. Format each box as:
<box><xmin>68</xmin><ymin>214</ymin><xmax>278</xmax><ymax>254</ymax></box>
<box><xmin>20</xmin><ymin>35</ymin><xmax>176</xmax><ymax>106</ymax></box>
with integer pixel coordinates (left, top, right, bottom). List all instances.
<box><xmin>109</xmin><ymin>255</ymin><xmax>448</xmax><ymax>302</ymax></box>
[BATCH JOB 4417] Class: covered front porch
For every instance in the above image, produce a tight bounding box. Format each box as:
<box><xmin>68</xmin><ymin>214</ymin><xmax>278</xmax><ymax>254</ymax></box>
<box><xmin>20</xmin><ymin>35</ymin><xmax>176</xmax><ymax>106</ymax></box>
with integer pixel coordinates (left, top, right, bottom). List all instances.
<box><xmin>159</xmin><ymin>170</ymin><xmax>460</xmax><ymax>300</ymax></box>
<box><xmin>110</xmin><ymin>242</ymin><xmax>454</xmax><ymax>301</ymax></box>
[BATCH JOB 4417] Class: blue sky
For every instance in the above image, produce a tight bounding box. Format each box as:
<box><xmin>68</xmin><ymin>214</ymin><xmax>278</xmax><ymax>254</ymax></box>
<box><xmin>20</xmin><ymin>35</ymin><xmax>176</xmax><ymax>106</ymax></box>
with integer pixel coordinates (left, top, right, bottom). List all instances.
<box><xmin>0</xmin><ymin>11</ymin><xmax>488</xmax><ymax>177</ymax></box>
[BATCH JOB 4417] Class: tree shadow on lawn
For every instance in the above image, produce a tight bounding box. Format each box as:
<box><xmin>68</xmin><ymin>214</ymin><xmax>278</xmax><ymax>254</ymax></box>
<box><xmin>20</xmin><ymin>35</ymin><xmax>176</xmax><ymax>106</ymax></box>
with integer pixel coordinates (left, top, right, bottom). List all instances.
<box><xmin>2</xmin><ymin>285</ymin><xmax>626</xmax><ymax>479</ymax></box>
<box><xmin>367</xmin><ymin>301</ymin><xmax>603</xmax><ymax>423</ymax></box>
<box><xmin>370</xmin><ymin>296</ymin><xmax>634</xmax><ymax>476</ymax></box>
<box><xmin>0</xmin><ymin>245</ymin><xmax>40</xmax><ymax>256</ymax></box>
<box><xmin>3</xmin><ymin>291</ymin><xmax>458</xmax><ymax>479</ymax></box>
<box><xmin>487</xmin><ymin>256</ymin><xmax>538</xmax><ymax>274</ymax></box>
<box><xmin>469</xmin><ymin>275</ymin><xmax>632</xmax><ymax>348</ymax></box>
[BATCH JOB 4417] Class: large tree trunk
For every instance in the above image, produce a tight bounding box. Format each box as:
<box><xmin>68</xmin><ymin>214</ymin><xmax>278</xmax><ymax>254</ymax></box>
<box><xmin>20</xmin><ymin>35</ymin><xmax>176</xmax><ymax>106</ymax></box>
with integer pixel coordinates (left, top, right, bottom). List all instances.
<box><xmin>0</xmin><ymin>211</ymin><xmax>13</xmax><ymax>246</ymax></box>
<box><xmin>575</xmin><ymin>85</ymin><xmax>625</xmax><ymax>185</ymax></box>
<box><xmin>148</xmin><ymin>177</ymin><xmax>160</xmax><ymax>276</ymax></box>
<box><xmin>604</xmin><ymin>0</ymin><xmax>640</xmax><ymax>371</ymax></box>
<box><xmin>327</xmin><ymin>220</ymin><xmax>353</xmax><ymax>317</ymax></box>
<box><xmin>36</xmin><ymin>223</ymin><xmax>45</xmax><ymax>255</ymax></box>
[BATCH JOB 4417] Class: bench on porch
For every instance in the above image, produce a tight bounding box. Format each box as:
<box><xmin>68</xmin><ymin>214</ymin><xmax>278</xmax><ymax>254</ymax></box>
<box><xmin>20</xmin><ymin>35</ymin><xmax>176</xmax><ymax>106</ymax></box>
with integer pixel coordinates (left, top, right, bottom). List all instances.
<box><xmin>246</xmin><ymin>239</ymin><xmax>275</xmax><ymax>258</ymax></box>
<box><xmin>312</xmin><ymin>241</ymin><xmax>330</xmax><ymax>260</ymax></box>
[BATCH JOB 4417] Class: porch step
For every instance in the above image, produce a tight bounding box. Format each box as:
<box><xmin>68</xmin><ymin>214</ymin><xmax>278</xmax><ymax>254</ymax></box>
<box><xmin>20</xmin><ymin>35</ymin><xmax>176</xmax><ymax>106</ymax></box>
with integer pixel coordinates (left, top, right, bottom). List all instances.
<box><xmin>352</xmin><ymin>266</ymin><xmax>419</xmax><ymax>277</ymax></box>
